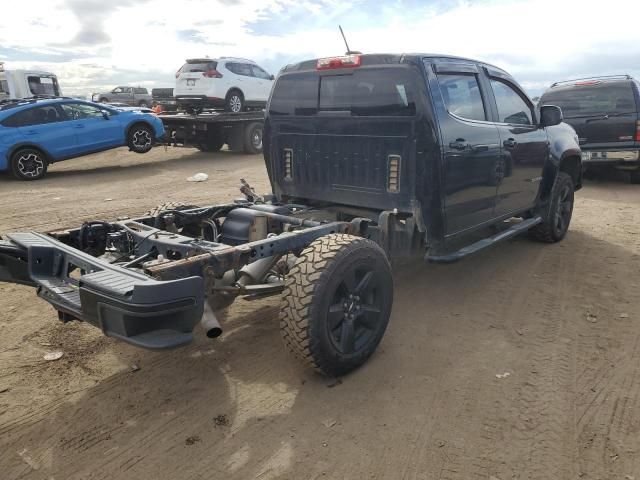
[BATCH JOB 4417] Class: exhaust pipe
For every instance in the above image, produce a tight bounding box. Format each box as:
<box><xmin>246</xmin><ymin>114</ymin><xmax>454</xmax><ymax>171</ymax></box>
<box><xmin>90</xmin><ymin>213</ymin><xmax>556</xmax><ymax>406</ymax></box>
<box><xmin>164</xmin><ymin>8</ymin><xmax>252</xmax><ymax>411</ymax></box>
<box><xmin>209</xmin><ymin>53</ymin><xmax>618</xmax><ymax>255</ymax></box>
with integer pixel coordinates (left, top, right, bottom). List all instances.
<box><xmin>201</xmin><ymin>301</ymin><xmax>223</xmax><ymax>338</ymax></box>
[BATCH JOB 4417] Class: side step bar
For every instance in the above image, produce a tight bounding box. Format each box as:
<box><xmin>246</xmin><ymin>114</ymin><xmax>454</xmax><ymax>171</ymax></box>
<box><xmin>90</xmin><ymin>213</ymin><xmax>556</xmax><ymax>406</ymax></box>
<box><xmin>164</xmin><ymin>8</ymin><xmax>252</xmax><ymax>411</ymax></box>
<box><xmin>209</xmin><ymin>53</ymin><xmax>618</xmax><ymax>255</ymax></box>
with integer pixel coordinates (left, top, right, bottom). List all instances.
<box><xmin>426</xmin><ymin>217</ymin><xmax>542</xmax><ymax>264</ymax></box>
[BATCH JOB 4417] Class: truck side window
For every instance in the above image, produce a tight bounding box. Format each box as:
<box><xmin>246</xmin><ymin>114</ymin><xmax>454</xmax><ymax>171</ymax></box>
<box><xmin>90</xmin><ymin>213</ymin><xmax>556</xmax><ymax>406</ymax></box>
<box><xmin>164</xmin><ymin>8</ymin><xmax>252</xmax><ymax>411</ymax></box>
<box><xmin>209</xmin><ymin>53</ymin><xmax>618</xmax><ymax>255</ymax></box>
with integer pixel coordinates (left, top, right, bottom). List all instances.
<box><xmin>490</xmin><ymin>79</ymin><xmax>533</xmax><ymax>125</ymax></box>
<box><xmin>436</xmin><ymin>74</ymin><xmax>486</xmax><ymax>122</ymax></box>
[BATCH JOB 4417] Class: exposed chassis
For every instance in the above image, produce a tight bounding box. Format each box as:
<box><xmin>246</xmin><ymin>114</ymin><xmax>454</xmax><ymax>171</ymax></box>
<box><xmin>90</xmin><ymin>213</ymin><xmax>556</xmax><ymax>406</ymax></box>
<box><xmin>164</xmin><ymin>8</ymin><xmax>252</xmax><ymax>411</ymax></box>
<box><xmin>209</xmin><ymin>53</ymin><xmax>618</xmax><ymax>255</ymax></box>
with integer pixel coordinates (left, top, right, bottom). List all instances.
<box><xmin>0</xmin><ymin>199</ymin><xmax>354</xmax><ymax>350</ymax></box>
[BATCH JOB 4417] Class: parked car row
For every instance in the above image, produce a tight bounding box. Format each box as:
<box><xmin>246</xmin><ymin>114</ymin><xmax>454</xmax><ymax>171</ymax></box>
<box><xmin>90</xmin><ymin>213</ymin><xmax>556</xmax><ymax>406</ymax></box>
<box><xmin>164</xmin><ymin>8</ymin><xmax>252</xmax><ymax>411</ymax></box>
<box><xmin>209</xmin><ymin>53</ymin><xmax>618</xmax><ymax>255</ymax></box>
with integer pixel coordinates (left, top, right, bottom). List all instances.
<box><xmin>1</xmin><ymin>54</ymin><xmax>640</xmax><ymax>184</ymax></box>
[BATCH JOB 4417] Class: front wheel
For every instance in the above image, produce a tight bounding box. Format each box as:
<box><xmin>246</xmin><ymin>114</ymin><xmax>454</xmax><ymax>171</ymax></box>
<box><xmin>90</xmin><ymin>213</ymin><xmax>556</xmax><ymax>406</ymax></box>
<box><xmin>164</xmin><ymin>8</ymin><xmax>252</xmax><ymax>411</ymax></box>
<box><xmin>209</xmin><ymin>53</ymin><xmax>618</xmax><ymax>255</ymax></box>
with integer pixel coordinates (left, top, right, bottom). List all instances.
<box><xmin>10</xmin><ymin>148</ymin><xmax>48</xmax><ymax>180</ymax></box>
<box><xmin>127</xmin><ymin>124</ymin><xmax>154</xmax><ymax>153</ymax></box>
<box><xmin>280</xmin><ymin>234</ymin><xmax>393</xmax><ymax>377</ymax></box>
<box><xmin>529</xmin><ymin>171</ymin><xmax>574</xmax><ymax>243</ymax></box>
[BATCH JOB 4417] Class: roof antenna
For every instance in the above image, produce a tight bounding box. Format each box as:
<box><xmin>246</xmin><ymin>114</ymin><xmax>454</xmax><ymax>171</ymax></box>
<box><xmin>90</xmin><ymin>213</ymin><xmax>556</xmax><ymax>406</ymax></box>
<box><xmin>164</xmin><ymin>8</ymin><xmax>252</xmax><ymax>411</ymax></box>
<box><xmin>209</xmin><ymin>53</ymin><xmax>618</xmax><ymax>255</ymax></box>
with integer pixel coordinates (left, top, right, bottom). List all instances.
<box><xmin>339</xmin><ymin>25</ymin><xmax>361</xmax><ymax>55</ymax></box>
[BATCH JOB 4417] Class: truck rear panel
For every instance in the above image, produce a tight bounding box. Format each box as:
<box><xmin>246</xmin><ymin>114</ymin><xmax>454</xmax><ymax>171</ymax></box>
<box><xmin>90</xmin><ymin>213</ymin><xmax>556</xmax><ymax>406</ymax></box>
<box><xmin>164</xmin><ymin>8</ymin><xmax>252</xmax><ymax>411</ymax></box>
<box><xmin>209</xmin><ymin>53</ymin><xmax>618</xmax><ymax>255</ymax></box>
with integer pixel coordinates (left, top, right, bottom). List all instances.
<box><xmin>264</xmin><ymin>62</ymin><xmax>428</xmax><ymax>213</ymax></box>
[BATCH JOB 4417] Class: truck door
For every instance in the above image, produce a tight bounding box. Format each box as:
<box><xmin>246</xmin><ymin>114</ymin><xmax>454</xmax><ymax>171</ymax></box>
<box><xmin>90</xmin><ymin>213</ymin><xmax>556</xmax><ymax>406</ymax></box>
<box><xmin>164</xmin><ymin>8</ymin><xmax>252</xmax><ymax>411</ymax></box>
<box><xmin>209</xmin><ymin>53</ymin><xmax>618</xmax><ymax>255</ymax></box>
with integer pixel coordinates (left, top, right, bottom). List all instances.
<box><xmin>430</xmin><ymin>63</ymin><xmax>502</xmax><ymax>235</ymax></box>
<box><xmin>484</xmin><ymin>71</ymin><xmax>548</xmax><ymax>217</ymax></box>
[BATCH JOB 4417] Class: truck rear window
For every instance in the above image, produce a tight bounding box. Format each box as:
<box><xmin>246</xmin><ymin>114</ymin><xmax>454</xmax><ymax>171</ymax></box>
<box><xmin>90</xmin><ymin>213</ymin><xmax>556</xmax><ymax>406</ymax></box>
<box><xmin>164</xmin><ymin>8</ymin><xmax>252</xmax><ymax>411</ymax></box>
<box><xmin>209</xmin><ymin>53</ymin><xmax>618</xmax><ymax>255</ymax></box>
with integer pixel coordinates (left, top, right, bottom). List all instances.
<box><xmin>269</xmin><ymin>69</ymin><xmax>416</xmax><ymax>117</ymax></box>
<box><xmin>28</xmin><ymin>76</ymin><xmax>60</xmax><ymax>96</ymax></box>
<box><xmin>541</xmin><ymin>82</ymin><xmax>637</xmax><ymax>118</ymax></box>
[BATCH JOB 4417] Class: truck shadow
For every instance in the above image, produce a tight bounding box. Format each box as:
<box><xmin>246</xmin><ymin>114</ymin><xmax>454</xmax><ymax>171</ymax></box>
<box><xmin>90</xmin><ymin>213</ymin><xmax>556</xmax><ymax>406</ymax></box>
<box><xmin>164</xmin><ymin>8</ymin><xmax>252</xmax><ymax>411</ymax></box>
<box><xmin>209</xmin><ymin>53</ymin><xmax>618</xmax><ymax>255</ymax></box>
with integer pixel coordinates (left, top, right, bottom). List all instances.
<box><xmin>2</xmin><ymin>229</ymin><xmax>638</xmax><ymax>479</ymax></box>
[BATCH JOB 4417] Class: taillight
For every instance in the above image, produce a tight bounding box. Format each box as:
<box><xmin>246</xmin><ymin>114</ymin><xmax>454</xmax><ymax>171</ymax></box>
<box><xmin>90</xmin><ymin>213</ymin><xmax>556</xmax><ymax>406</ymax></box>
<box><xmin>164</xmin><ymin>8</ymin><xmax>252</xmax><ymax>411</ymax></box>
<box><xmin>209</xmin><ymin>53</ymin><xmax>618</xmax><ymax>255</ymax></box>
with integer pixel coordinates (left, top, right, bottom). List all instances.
<box><xmin>387</xmin><ymin>155</ymin><xmax>401</xmax><ymax>192</ymax></box>
<box><xmin>316</xmin><ymin>54</ymin><xmax>361</xmax><ymax>70</ymax></box>
<box><xmin>636</xmin><ymin>121</ymin><xmax>640</xmax><ymax>142</ymax></box>
<box><xmin>175</xmin><ymin>70</ymin><xmax>181</xmax><ymax>78</ymax></box>
<box><xmin>203</xmin><ymin>69</ymin><xmax>223</xmax><ymax>78</ymax></box>
<box><xmin>574</xmin><ymin>80</ymin><xmax>600</xmax><ymax>86</ymax></box>
<box><xmin>283</xmin><ymin>148</ymin><xmax>293</xmax><ymax>179</ymax></box>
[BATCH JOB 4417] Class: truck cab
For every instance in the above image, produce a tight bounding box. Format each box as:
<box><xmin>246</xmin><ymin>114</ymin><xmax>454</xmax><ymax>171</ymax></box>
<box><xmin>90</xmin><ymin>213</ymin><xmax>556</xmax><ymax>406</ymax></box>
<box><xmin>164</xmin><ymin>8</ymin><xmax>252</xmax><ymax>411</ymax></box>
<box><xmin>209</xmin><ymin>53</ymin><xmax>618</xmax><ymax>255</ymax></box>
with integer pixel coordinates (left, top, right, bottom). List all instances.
<box><xmin>0</xmin><ymin>64</ymin><xmax>62</xmax><ymax>100</ymax></box>
<box><xmin>264</xmin><ymin>53</ymin><xmax>583</xmax><ymax>258</ymax></box>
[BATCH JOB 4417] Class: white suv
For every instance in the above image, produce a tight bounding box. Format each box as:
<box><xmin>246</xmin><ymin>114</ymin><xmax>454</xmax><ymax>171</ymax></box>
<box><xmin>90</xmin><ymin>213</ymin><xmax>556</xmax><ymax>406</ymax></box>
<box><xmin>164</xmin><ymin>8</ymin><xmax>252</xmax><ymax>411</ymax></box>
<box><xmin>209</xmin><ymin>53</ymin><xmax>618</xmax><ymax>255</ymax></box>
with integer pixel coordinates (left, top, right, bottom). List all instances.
<box><xmin>174</xmin><ymin>57</ymin><xmax>274</xmax><ymax>113</ymax></box>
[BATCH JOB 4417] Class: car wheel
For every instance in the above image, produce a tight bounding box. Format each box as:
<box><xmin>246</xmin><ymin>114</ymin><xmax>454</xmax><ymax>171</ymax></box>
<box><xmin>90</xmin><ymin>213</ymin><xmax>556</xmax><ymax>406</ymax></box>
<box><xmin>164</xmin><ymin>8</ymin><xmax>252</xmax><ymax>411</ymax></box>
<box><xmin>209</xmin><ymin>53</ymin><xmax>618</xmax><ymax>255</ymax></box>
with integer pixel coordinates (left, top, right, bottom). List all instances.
<box><xmin>99</xmin><ymin>98</ymin><xmax>109</xmax><ymax>103</ymax></box>
<box><xmin>127</xmin><ymin>124</ymin><xmax>154</xmax><ymax>153</ymax></box>
<box><xmin>138</xmin><ymin>101</ymin><xmax>149</xmax><ymax>108</ymax></box>
<box><xmin>242</xmin><ymin>122</ymin><xmax>263</xmax><ymax>154</ymax></box>
<box><xmin>10</xmin><ymin>148</ymin><xmax>48</xmax><ymax>181</ymax></box>
<box><xmin>225</xmin><ymin>90</ymin><xmax>244</xmax><ymax>113</ymax></box>
<box><xmin>529</xmin><ymin>171</ymin><xmax>574</xmax><ymax>243</ymax></box>
<box><xmin>280</xmin><ymin>234</ymin><xmax>393</xmax><ymax>377</ymax></box>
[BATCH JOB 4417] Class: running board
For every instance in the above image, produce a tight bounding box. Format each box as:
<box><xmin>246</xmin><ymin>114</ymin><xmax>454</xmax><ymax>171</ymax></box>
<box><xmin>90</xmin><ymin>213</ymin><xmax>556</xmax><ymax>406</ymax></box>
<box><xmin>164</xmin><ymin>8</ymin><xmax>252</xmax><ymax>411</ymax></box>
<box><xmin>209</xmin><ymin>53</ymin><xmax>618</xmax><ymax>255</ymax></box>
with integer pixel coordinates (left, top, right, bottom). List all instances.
<box><xmin>426</xmin><ymin>217</ymin><xmax>543</xmax><ymax>264</ymax></box>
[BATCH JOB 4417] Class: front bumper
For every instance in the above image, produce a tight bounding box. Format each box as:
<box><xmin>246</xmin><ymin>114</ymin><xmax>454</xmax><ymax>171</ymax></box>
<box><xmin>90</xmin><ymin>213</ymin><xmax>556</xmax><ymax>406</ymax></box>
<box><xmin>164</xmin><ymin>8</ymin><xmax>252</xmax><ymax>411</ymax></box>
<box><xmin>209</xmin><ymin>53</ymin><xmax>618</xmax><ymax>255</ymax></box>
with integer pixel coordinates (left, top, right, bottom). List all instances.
<box><xmin>0</xmin><ymin>233</ymin><xmax>204</xmax><ymax>349</ymax></box>
<box><xmin>581</xmin><ymin>149</ymin><xmax>640</xmax><ymax>166</ymax></box>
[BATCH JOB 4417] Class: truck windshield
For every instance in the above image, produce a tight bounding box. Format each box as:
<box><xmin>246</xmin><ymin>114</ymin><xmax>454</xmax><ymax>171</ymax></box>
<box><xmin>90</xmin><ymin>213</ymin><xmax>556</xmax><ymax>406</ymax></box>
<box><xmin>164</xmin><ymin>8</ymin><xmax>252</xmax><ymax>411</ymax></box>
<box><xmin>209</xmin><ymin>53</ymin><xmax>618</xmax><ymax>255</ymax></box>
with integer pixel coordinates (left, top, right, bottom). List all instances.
<box><xmin>541</xmin><ymin>82</ymin><xmax>636</xmax><ymax>118</ymax></box>
<box><xmin>28</xmin><ymin>75</ymin><xmax>60</xmax><ymax>96</ymax></box>
<box><xmin>270</xmin><ymin>68</ymin><xmax>416</xmax><ymax>117</ymax></box>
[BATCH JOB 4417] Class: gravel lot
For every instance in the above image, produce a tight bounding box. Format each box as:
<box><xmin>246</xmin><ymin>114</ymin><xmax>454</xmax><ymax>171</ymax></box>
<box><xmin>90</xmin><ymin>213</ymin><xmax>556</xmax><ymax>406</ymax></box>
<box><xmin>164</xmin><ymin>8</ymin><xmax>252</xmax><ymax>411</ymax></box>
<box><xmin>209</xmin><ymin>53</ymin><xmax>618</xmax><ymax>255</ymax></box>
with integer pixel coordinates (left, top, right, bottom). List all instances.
<box><xmin>1</xmin><ymin>146</ymin><xmax>639</xmax><ymax>479</ymax></box>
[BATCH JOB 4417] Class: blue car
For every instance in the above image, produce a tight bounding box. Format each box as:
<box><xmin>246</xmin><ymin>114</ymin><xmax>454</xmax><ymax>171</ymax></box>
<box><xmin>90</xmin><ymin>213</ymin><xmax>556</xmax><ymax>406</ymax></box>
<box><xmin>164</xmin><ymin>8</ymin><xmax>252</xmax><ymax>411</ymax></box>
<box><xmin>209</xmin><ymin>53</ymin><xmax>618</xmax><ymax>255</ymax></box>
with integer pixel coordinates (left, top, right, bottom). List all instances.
<box><xmin>0</xmin><ymin>98</ymin><xmax>165</xmax><ymax>180</ymax></box>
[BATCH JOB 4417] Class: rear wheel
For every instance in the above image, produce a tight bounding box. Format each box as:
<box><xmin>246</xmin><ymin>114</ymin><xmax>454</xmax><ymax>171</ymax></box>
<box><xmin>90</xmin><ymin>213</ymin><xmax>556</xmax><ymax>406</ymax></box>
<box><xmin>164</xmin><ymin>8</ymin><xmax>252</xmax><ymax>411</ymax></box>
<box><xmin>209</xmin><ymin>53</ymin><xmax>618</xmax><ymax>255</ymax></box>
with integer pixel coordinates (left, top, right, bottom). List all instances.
<box><xmin>127</xmin><ymin>124</ymin><xmax>154</xmax><ymax>153</ymax></box>
<box><xmin>138</xmin><ymin>100</ymin><xmax>149</xmax><ymax>108</ymax></box>
<box><xmin>529</xmin><ymin>172</ymin><xmax>574</xmax><ymax>243</ymax></box>
<box><xmin>10</xmin><ymin>148</ymin><xmax>48</xmax><ymax>181</ymax></box>
<box><xmin>225</xmin><ymin>90</ymin><xmax>244</xmax><ymax>113</ymax></box>
<box><xmin>243</xmin><ymin>122</ymin><xmax>263</xmax><ymax>154</ymax></box>
<box><xmin>280</xmin><ymin>234</ymin><xmax>393</xmax><ymax>377</ymax></box>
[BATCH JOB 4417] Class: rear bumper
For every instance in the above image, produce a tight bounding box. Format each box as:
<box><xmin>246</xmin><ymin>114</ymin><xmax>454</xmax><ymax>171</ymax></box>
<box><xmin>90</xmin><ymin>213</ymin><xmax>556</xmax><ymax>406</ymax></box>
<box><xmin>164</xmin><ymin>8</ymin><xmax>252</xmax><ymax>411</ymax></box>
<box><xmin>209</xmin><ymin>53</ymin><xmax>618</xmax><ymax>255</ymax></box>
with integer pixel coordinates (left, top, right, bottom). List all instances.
<box><xmin>581</xmin><ymin>149</ymin><xmax>640</xmax><ymax>166</ymax></box>
<box><xmin>175</xmin><ymin>95</ymin><xmax>225</xmax><ymax>108</ymax></box>
<box><xmin>0</xmin><ymin>233</ymin><xmax>204</xmax><ymax>349</ymax></box>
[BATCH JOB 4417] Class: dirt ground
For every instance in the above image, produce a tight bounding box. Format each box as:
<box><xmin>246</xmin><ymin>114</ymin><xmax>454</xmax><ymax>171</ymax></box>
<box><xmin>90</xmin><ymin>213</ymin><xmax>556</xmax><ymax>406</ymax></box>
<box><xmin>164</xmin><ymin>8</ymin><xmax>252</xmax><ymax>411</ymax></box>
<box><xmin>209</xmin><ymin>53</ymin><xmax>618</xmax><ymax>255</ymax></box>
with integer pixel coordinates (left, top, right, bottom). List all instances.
<box><xmin>1</xmin><ymin>147</ymin><xmax>639</xmax><ymax>480</ymax></box>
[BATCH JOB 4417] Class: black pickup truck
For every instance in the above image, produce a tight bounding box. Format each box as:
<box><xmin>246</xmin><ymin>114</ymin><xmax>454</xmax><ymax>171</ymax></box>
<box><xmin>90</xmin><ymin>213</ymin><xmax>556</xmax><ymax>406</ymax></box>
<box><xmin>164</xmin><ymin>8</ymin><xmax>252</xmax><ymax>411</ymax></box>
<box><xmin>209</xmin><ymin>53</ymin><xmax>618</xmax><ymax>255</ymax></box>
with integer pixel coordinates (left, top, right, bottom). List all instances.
<box><xmin>0</xmin><ymin>54</ymin><xmax>581</xmax><ymax>377</ymax></box>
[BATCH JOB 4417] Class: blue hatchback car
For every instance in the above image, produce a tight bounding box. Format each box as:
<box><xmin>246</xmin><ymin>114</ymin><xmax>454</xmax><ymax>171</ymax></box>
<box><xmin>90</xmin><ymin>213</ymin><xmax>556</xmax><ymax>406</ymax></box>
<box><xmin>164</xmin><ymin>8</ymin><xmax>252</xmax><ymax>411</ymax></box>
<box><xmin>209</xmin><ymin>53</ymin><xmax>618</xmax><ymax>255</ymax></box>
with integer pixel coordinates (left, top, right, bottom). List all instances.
<box><xmin>0</xmin><ymin>98</ymin><xmax>165</xmax><ymax>180</ymax></box>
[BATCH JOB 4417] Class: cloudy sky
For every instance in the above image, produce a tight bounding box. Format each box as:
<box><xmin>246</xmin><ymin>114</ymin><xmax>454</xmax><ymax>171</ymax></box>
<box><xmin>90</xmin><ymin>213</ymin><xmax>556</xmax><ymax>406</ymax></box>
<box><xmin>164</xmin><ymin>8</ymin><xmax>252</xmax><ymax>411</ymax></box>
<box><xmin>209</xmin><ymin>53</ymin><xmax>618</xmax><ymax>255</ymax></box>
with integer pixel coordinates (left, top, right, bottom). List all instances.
<box><xmin>1</xmin><ymin>0</ymin><xmax>639</xmax><ymax>98</ymax></box>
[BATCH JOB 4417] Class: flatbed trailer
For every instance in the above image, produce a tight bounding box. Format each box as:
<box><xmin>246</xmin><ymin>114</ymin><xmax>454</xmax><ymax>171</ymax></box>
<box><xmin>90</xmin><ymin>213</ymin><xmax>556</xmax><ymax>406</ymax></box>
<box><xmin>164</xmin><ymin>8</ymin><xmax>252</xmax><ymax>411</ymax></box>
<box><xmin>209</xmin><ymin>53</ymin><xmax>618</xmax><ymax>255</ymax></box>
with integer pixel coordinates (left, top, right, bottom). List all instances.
<box><xmin>158</xmin><ymin>110</ymin><xmax>264</xmax><ymax>154</ymax></box>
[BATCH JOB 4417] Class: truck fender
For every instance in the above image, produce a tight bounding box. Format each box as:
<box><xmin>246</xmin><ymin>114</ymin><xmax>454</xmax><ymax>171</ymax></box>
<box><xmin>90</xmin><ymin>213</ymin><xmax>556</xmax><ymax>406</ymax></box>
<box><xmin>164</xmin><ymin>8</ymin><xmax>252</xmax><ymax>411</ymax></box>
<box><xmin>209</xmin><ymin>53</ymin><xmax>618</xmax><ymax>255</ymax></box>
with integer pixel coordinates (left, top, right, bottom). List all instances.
<box><xmin>538</xmin><ymin>125</ymin><xmax>582</xmax><ymax>202</ymax></box>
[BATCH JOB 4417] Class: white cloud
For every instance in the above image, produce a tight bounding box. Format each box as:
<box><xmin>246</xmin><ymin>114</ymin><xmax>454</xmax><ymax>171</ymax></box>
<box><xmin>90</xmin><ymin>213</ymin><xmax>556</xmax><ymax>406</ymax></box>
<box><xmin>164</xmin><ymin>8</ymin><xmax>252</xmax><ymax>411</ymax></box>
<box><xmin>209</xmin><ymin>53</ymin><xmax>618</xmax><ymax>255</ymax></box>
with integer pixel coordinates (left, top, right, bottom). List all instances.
<box><xmin>1</xmin><ymin>0</ymin><xmax>639</xmax><ymax>97</ymax></box>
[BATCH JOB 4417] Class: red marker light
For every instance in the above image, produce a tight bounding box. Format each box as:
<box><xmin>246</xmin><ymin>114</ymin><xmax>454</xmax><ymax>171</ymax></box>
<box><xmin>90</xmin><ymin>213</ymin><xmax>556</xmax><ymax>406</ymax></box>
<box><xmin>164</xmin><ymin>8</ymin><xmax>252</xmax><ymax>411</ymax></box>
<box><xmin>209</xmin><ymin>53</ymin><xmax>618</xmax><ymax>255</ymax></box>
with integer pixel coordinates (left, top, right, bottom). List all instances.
<box><xmin>203</xmin><ymin>69</ymin><xmax>223</xmax><ymax>78</ymax></box>
<box><xmin>316</xmin><ymin>55</ymin><xmax>361</xmax><ymax>70</ymax></box>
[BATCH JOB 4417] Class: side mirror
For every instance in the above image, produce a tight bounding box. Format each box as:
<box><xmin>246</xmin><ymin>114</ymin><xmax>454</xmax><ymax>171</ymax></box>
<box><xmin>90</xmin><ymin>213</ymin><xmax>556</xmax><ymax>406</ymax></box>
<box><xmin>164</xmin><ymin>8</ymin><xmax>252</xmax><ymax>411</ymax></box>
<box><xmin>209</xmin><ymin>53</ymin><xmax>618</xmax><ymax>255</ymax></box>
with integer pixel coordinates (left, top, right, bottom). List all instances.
<box><xmin>540</xmin><ymin>105</ymin><xmax>563</xmax><ymax>127</ymax></box>
<box><xmin>101</xmin><ymin>110</ymin><xmax>110</xmax><ymax>120</ymax></box>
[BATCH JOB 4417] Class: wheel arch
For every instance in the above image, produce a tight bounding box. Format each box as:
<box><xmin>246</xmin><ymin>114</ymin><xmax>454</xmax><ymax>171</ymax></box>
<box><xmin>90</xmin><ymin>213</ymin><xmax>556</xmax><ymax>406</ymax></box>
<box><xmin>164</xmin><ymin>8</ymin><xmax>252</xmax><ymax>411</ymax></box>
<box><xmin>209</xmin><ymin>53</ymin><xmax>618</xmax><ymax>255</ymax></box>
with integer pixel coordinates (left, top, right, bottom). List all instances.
<box><xmin>559</xmin><ymin>154</ymin><xmax>582</xmax><ymax>191</ymax></box>
<box><xmin>125</xmin><ymin>120</ymin><xmax>155</xmax><ymax>140</ymax></box>
<box><xmin>8</xmin><ymin>143</ymin><xmax>53</xmax><ymax>164</ymax></box>
<box><xmin>225</xmin><ymin>87</ymin><xmax>244</xmax><ymax>100</ymax></box>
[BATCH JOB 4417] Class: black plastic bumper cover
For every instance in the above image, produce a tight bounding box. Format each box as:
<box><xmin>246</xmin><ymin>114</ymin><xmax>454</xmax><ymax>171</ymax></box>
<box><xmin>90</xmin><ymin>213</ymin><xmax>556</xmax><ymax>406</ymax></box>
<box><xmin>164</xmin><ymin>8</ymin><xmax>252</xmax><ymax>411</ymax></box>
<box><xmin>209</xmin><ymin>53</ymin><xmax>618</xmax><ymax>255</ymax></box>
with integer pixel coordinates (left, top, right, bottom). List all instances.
<box><xmin>0</xmin><ymin>233</ymin><xmax>204</xmax><ymax>349</ymax></box>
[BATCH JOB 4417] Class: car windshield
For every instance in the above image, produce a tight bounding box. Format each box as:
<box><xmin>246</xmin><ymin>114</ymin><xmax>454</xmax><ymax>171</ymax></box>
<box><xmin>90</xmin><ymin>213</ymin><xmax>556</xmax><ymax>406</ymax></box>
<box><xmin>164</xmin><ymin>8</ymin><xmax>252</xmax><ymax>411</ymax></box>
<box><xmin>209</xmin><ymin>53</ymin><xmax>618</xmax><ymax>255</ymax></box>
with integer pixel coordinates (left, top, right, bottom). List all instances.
<box><xmin>541</xmin><ymin>82</ymin><xmax>636</xmax><ymax>118</ymax></box>
<box><xmin>28</xmin><ymin>75</ymin><xmax>60</xmax><ymax>96</ymax></box>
